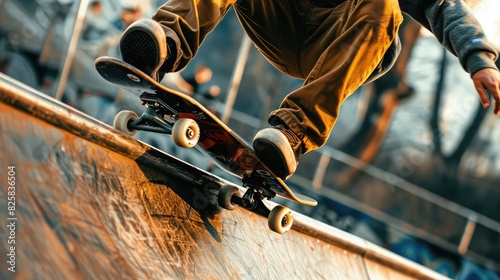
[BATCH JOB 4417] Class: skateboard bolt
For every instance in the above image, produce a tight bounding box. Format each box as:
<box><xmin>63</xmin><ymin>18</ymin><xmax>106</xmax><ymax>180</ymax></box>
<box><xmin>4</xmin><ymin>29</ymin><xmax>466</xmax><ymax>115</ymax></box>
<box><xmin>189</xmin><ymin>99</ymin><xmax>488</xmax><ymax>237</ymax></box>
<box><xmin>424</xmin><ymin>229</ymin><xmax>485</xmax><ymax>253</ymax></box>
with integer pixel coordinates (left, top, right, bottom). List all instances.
<box><xmin>127</xmin><ymin>74</ymin><xmax>140</xmax><ymax>82</ymax></box>
<box><xmin>186</xmin><ymin>128</ymin><xmax>194</xmax><ymax>139</ymax></box>
<box><xmin>282</xmin><ymin>216</ymin><xmax>289</xmax><ymax>227</ymax></box>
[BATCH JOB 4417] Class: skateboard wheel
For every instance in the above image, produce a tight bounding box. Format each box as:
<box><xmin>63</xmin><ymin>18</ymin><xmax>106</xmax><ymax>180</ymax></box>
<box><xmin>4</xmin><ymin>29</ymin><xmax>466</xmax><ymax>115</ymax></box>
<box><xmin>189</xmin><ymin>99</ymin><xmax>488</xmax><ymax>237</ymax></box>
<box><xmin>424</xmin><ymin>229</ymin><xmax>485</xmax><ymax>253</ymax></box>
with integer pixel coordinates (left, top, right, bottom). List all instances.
<box><xmin>218</xmin><ymin>185</ymin><xmax>241</xmax><ymax>210</ymax></box>
<box><xmin>114</xmin><ymin>110</ymin><xmax>139</xmax><ymax>136</ymax></box>
<box><xmin>268</xmin><ymin>205</ymin><xmax>293</xmax><ymax>234</ymax></box>
<box><xmin>172</xmin><ymin>118</ymin><xmax>200</xmax><ymax>148</ymax></box>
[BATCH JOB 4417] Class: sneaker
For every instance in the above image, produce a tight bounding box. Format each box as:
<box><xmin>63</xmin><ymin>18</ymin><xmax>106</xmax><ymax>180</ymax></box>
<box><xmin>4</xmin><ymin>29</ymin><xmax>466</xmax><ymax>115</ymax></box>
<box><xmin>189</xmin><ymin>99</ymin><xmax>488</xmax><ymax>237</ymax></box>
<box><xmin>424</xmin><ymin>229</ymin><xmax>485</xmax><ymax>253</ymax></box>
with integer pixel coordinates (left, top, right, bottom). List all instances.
<box><xmin>253</xmin><ymin>125</ymin><xmax>303</xmax><ymax>180</ymax></box>
<box><xmin>120</xmin><ymin>19</ymin><xmax>168</xmax><ymax>81</ymax></box>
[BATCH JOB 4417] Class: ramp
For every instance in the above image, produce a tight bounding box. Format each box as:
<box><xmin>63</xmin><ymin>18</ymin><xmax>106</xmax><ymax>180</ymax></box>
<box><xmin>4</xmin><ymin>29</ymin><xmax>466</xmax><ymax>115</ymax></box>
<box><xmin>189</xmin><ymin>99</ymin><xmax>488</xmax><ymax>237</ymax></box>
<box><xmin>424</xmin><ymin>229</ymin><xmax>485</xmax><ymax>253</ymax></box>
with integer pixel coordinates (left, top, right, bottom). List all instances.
<box><xmin>0</xmin><ymin>74</ymin><xmax>448</xmax><ymax>279</ymax></box>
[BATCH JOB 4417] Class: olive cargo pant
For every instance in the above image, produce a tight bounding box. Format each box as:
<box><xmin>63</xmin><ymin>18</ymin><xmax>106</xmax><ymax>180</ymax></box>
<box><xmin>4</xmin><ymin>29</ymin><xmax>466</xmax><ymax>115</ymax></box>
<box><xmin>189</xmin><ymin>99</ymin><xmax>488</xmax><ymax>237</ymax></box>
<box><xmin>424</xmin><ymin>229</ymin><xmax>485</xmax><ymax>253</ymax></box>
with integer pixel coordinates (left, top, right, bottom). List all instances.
<box><xmin>154</xmin><ymin>0</ymin><xmax>403</xmax><ymax>153</ymax></box>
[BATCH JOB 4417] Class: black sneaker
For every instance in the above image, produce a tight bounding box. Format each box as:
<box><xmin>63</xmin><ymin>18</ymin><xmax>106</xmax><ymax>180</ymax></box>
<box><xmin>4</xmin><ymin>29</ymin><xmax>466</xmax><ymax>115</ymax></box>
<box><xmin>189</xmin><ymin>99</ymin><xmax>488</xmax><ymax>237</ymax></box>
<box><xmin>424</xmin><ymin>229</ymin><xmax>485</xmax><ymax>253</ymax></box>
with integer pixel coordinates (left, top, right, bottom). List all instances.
<box><xmin>253</xmin><ymin>125</ymin><xmax>303</xmax><ymax>180</ymax></box>
<box><xmin>120</xmin><ymin>19</ymin><xmax>168</xmax><ymax>81</ymax></box>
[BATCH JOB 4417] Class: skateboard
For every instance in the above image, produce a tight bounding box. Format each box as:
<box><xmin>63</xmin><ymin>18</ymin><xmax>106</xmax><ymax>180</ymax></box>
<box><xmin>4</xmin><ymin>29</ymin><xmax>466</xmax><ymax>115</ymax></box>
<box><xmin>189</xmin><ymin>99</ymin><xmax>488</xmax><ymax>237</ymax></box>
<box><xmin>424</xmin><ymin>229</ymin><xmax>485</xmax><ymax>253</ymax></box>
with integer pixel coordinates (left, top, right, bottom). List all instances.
<box><xmin>95</xmin><ymin>56</ymin><xmax>317</xmax><ymax>234</ymax></box>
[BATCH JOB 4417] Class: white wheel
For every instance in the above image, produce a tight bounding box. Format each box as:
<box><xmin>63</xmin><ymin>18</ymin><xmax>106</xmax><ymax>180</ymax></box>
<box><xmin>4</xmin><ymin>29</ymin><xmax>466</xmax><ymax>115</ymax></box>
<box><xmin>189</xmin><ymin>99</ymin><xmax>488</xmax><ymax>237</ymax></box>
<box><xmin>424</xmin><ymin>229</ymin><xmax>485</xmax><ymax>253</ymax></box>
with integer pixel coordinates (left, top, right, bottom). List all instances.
<box><xmin>172</xmin><ymin>118</ymin><xmax>200</xmax><ymax>148</ymax></box>
<box><xmin>268</xmin><ymin>205</ymin><xmax>293</xmax><ymax>234</ymax></box>
<box><xmin>218</xmin><ymin>185</ymin><xmax>241</xmax><ymax>210</ymax></box>
<box><xmin>114</xmin><ymin>110</ymin><xmax>139</xmax><ymax>136</ymax></box>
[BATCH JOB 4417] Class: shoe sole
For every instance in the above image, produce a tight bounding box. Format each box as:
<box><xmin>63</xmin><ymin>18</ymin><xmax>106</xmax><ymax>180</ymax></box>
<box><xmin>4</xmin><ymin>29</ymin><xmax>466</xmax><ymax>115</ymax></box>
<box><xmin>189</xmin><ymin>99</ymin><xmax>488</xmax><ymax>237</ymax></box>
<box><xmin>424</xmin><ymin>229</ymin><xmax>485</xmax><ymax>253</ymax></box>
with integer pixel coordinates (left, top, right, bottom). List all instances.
<box><xmin>253</xmin><ymin>129</ymin><xmax>296</xmax><ymax>180</ymax></box>
<box><xmin>120</xmin><ymin>20</ymin><xmax>167</xmax><ymax>80</ymax></box>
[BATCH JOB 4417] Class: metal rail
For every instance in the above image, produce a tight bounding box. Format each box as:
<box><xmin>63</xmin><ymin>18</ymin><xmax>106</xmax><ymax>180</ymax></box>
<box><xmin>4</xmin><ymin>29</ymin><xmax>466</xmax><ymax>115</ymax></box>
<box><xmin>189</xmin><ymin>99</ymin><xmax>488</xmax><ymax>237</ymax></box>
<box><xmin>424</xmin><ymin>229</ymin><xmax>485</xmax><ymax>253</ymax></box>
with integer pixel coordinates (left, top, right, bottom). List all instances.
<box><xmin>54</xmin><ymin>0</ymin><xmax>90</xmax><ymax>100</ymax></box>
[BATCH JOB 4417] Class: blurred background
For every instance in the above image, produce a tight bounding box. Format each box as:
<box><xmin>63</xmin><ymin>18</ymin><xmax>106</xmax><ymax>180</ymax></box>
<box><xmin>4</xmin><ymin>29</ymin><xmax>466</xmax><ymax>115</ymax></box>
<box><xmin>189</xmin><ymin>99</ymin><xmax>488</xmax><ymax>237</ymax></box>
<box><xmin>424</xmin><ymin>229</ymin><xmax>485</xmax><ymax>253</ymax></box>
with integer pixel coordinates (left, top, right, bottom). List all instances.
<box><xmin>0</xmin><ymin>0</ymin><xmax>499</xmax><ymax>278</ymax></box>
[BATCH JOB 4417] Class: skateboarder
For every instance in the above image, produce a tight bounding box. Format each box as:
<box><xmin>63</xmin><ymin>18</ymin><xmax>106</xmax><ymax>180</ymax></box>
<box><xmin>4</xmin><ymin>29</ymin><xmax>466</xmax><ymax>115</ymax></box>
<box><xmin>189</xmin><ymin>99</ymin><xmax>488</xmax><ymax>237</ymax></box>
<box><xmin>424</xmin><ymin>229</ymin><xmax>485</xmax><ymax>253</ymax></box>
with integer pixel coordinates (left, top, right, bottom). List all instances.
<box><xmin>118</xmin><ymin>0</ymin><xmax>500</xmax><ymax>180</ymax></box>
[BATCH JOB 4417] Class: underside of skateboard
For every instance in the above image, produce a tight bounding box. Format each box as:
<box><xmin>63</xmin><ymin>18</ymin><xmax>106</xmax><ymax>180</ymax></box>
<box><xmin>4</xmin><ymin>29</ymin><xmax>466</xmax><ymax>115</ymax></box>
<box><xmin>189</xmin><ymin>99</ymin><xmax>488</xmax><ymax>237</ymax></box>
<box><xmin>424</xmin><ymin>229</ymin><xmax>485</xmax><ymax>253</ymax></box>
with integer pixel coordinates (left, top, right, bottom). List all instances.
<box><xmin>113</xmin><ymin>93</ymin><xmax>294</xmax><ymax>234</ymax></box>
<box><xmin>94</xmin><ymin>56</ymin><xmax>314</xmax><ymax>234</ymax></box>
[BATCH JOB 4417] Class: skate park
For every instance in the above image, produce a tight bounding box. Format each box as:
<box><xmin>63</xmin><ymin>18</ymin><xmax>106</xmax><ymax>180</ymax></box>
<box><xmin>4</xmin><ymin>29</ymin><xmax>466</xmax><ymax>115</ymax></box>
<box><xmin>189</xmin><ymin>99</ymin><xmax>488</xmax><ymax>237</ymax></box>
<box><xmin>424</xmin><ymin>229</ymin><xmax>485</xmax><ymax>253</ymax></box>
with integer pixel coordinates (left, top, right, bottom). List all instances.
<box><xmin>1</xmin><ymin>0</ymin><xmax>499</xmax><ymax>279</ymax></box>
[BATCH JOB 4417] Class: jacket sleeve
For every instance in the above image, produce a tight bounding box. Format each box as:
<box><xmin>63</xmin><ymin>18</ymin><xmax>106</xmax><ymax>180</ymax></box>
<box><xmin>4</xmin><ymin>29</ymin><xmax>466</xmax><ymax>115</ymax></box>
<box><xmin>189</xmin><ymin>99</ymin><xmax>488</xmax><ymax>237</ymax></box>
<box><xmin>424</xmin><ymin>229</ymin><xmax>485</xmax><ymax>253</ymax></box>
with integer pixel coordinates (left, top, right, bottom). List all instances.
<box><xmin>400</xmin><ymin>0</ymin><xmax>498</xmax><ymax>74</ymax></box>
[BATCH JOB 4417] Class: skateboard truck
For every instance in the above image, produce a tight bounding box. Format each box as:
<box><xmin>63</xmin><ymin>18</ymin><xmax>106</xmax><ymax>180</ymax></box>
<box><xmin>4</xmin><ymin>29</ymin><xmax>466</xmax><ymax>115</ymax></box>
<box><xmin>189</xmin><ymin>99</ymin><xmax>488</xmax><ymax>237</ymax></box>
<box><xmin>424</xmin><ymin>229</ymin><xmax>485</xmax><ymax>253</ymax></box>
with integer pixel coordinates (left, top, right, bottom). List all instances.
<box><xmin>218</xmin><ymin>183</ymin><xmax>293</xmax><ymax>234</ymax></box>
<box><xmin>132</xmin><ymin>106</ymin><xmax>172</xmax><ymax>133</ymax></box>
<box><xmin>113</xmin><ymin>106</ymin><xmax>172</xmax><ymax>136</ymax></box>
<box><xmin>237</xmin><ymin>187</ymin><xmax>270</xmax><ymax>218</ymax></box>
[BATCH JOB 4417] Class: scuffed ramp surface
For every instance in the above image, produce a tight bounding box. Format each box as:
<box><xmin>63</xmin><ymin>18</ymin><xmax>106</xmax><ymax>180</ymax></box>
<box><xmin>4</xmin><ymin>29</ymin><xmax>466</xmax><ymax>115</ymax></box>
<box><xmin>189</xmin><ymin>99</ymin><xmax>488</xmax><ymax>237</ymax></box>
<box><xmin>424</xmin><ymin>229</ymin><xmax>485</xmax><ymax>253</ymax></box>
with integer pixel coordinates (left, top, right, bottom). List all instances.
<box><xmin>0</xmin><ymin>102</ymin><xmax>363</xmax><ymax>279</ymax></box>
<box><xmin>0</xmin><ymin>74</ymin><xmax>447</xmax><ymax>279</ymax></box>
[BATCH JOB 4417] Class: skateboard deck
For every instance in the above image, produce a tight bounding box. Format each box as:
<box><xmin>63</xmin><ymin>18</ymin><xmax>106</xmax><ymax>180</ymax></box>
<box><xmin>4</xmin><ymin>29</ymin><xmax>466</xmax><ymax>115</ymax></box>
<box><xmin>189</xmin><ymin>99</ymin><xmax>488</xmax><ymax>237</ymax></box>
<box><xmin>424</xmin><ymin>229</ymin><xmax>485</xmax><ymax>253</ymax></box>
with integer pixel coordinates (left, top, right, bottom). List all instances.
<box><xmin>95</xmin><ymin>56</ymin><xmax>317</xmax><ymax>207</ymax></box>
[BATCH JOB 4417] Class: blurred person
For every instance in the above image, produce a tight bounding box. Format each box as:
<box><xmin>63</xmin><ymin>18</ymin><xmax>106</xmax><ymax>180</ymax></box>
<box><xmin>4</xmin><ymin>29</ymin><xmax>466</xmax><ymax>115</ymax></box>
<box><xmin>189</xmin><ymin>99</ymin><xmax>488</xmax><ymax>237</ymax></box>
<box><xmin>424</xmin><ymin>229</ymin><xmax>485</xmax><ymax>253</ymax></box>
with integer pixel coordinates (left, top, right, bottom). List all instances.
<box><xmin>182</xmin><ymin>63</ymin><xmax>213</xmax><ymax>94</ymax></box>
<box><xmin>81</xmin><ymin>0</ymin><xmax>108</xmax><ymax>41</ymax></box>
<box><xmin>195</xmin><ymin>84</ymin><xmax>222</xmax><ymax>116</ymax></box>
<box><xmin>116</xmin><ymin>0</ymin><xmax>500</xmax><ymax>180</ymax></box>
<box><xmin>200</xmin><ymin>84</ymin><xmax>221</xmax><ymax>101</ymax></box>
<box><xmin>162</xmin><ymin>63</ymin><xmax>214</xmax><ymax>95</ymax></box>
<box><xmin>114</xmin><ymin>6</ymin><xmax>142</xmax><ymax>31</ymax></box>
<box><xmin>73</xmin><ymin>2</ymin><xmax>144</xmax><ymax>121</ymax></box>
<box><xmin>177</xmin><ymin>64</ymin><xmax>221</xmax><ymax>115</ymax></box>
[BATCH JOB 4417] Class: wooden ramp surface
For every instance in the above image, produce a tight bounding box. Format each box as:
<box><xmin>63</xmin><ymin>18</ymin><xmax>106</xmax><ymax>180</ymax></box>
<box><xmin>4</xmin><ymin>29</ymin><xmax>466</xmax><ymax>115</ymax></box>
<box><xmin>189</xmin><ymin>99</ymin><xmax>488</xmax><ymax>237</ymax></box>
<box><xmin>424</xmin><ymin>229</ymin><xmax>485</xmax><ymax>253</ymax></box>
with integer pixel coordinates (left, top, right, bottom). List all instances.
<box><xmin>0</xmin><ymin>74</ymin><xmax>448</xmax><ymax>279</ymax></box>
